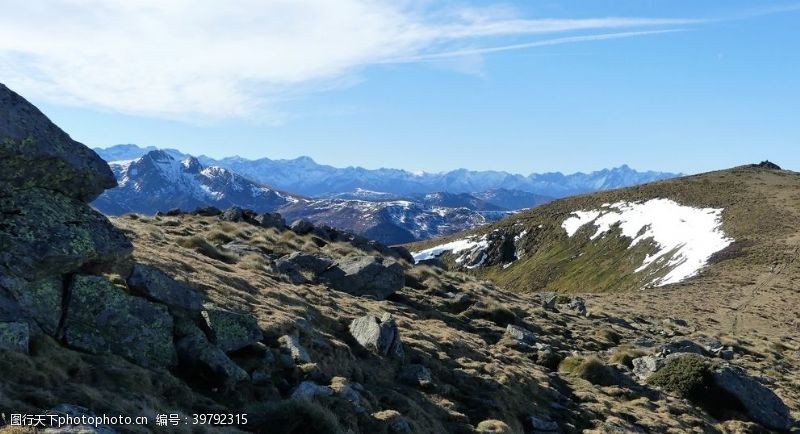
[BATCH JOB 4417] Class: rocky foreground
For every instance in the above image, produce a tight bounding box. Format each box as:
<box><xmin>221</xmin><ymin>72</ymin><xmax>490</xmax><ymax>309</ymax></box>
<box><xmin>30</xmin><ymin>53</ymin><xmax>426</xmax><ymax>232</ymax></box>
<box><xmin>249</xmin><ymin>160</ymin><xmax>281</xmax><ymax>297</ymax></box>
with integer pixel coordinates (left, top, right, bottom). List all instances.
<box><xmin>0</xmin><ymin>82</ymin><xmax>798</xmax><ymax>433</ymax></box>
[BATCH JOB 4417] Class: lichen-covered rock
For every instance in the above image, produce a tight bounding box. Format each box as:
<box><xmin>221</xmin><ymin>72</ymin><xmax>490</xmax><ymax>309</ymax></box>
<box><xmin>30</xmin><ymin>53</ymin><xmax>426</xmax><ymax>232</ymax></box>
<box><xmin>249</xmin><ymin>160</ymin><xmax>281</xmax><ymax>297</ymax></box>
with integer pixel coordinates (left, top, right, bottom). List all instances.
<box><xmin>711</xmin><ymin>365</ymin><xmax>792</xmax><ymax>431</ymax></box>
<box><xmin>349</xmin><ymin>313</ymin><xmax>404</xmax><ymax>359</ymax></box>
<box><xmin>175</xmin><ymin>321</ymin><xmax>248</xmax><ymax>387</ymax></box>
<box><xmin>0</xmin><ymin>187</ymin><xmax>132</xmax><ymax>280</ymax></box>
<box><xmin>0</xmin><ymin>276</ymin><xmax>63</xmax><ymax>335</ymax></box>
<box><xmin>127</xmin><ymin>264</ymin><xmax>203</xmax><ymax>312</ymax></box>
<box><xmin>63</xmin><ymin>275</ymin><xmax>176</xmax><ymax>369</ymax></box>
<box><xmin>320</xmin><ymin>256</ymin><xmax>405</xmax><ymax>300</ymax></box>
<box><xmin>0</xmin><ymin>321</ymin><xmax>29</xmax><ymax>353</ymax></box>
<box><xmin>202</xmin><ymin>305</ymin><xmax>262</xmax><ymax>353</ymax></box>
<box><xmin>632</xmin><ymin>355</ymin><xmax>663</xmax><ymax>380</ymax></box>
<box><xmin>0</xmin><ymin>83</ymin><xmax>116</xmax><ymax>202</ymax></box>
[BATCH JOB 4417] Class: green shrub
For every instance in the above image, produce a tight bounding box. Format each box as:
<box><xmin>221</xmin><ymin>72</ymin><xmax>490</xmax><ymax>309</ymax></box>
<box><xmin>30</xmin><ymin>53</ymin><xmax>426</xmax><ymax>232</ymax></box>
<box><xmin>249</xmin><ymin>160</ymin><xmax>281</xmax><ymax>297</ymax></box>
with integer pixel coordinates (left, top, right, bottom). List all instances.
<box><xmin>559</xmin><ymin>356</ymin><xmax>618</xmax><ymax>386</ymax></box>
<box><xmin>246</xmin><ymin>399</ymin><xmax>344</xmax><ymax>434</ymax></box>
<box><xmin>647</xmin><ymin>355</ymin><xmax>710</xmax><ymax>398</ymax></box>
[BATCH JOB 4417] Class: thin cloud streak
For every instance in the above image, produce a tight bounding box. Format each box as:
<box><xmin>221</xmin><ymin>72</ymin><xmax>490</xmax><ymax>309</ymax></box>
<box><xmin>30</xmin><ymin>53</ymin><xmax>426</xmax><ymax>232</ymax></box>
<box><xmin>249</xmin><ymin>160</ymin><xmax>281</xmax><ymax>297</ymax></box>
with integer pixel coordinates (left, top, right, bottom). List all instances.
<box><xmin>383</xmin><ymin>29</ymin><xmax>688</xmax><ymax>63</ymax></box>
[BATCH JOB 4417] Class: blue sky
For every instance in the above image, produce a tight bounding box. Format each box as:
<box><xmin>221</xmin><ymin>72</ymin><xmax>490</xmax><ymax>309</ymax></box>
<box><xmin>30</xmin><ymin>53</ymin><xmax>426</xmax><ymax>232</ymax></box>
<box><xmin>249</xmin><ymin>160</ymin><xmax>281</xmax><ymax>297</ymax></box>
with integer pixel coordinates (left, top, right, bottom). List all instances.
<box><xmin>1</xmin><ymin>1</ymin><xmax>798</xmax><ymax>174</ymax></box>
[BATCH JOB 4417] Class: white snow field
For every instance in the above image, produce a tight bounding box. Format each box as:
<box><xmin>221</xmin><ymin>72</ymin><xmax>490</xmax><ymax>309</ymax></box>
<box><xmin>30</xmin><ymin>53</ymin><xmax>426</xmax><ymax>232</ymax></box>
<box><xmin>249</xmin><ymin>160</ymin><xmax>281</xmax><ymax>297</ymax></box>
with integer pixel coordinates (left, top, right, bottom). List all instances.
<box><xmin>561</xmin><ymin>199</ymin><xmax>733</xmax><ymax>287</ymax></box>
<box><xmin>411</xmin><ymin>236</ymin><xmax>489</xmax><ymax>266</ymax></box>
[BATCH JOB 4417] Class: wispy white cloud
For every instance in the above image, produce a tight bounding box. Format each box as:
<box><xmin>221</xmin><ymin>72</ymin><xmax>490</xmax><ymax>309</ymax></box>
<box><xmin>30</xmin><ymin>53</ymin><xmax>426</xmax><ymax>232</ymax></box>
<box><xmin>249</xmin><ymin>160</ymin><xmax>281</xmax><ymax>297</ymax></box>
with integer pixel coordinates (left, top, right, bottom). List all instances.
<box><xmin>0</xmin><ymin>1</ymin><xmax>757</xmax><ymax>120</ymax></box>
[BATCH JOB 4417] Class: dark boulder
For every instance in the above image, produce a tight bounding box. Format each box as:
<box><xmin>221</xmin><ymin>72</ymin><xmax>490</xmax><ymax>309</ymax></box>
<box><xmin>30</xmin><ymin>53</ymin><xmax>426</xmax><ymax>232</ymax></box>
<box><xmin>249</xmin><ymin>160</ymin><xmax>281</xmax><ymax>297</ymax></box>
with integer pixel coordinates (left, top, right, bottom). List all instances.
<box><xmin>0</xmin><ymin>186</ymin><xmax>132</xmax><ymax>280</ymax></box>
<box><xmin>175</xmin><ymin>320</ymin><xmax>248</xmax><ymax>387</ymax></box>
<box><xmin>711</xmin><ymin>366</ymin><xmax>792</xmax><ymax>431</ymax></box>
<box><xmin>201</xmin><ymin>305</ymin><xmax>263</xmax><ymax>353</ymax></box>
<box><xmin>754</xmin><ymin>160</ymin><xmax>781</xmax><ymax>170</ymax></box>
<box><xmin>221</xmin><ymin>207</ymin><xmax>245</xmax><ymax>222</ymax></box>
<box><xmin>320</xmin><ymin>256</ymin><xmax>405</xmax><ymax>300</ymax></box>
<box><xmin>0</xmin><ymin>276</ymin><xmax>63</xmax><ymax>335</ymax></box>
<box><xmin>0</xmin><ymin>83</ymin><xmax>116</xmax><ymax>202</ymax></box>
<box><xmin>62</xmin><ymin>275</ymin><xmax>177</xmax><ymax>369</ymax></box>
<box><xmin>193</xmin><ymin>206</ymin><xmax>223</xmax><ymax>217</ymax></box>
<box><xmin>127</xmin><ymin>264</ymin><xmax>203</xmax><ymax>312</ymax></box>
<box><xmin>254</xmin><ymin>212</ymin><xmax>286</xmax><ymax>229</ymax></box>
<box><xmin>276</xmin><ymin>252</ymin><xmax>334</xmax><ymax>276</ymax></box>
<box><xmin>290</xmin><ymin>219</ymin><xmax>315</xmax><ymax>235</ymax></box>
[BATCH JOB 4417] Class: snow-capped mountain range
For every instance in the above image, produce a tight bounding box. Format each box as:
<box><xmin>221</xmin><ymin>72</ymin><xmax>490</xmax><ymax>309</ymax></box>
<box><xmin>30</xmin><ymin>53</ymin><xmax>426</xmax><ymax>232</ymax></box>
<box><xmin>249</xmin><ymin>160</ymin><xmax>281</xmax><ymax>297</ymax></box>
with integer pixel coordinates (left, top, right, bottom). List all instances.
<box><xmin>92</xmin><ymin>145</ymin><xmax>679</xmax><ymax>244</ymax></box>
<box><xmin>95</xmin><ymin>144</ymin><xmax>680</xmax><ymax>198</ymax></box>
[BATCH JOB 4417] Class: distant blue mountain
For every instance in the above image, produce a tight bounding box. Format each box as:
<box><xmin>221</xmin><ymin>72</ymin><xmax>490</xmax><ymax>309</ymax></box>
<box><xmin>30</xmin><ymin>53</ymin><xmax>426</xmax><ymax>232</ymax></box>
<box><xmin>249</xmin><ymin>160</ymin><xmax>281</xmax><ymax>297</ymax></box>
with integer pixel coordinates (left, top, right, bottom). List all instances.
<box><xmin>95</xmin><ymin>144</ymin><xmax>680</xmax><ymax>198</ymax></box>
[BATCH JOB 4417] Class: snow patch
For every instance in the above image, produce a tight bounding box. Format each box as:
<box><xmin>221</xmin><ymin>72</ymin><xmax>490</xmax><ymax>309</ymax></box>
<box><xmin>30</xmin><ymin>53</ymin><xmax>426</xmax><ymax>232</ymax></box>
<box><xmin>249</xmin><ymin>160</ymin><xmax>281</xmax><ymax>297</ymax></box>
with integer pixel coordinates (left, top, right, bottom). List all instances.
<box><xmin>411</xmin><ymin>236</ymin><xmax>489</xmax><ymax>264</ymax></box>
<box><xmin>561</xmin><ymin>199</ymin><xmax>733</xmax><ymax>287</ymax></box>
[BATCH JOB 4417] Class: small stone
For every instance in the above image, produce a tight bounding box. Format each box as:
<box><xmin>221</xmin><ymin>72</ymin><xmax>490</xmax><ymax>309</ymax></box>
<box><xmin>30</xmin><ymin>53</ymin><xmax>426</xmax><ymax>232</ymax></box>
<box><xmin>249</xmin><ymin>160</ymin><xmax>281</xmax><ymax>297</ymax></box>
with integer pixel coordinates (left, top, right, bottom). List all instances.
<box><xmin>632</xmin><ymin>355</ymin><xmax>663</xmax><ymax>380</ymax></box>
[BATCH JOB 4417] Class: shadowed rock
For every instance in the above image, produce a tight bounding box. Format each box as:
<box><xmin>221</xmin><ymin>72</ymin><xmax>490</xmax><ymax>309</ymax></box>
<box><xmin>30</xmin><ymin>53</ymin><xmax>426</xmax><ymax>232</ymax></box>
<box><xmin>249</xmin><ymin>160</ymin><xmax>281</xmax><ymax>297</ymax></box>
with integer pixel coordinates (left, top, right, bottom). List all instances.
<box><xmin>320</xmin><ymin>256</ymin><xmax>405</xmax><ymax>300</ymax></box>
<box><xmin>712</xmin><ymin>366</ymin><xmax>793</xmax><ymax>431</ymax></box>
<box><xmin>0</xmin><ymin>83</ymin><xmax>115</xmax><ymax>202</ymax></box>
<box><xmin>63</xmin><ymin>275</ymin><xmax>176</xmax><ymax>369</ymax></box>
<box><xmin>127</xmin><ymin>264</ymin><xmax>203</xmax><ymax>312</ymax></box>
<box><xmin>0</xmin><ymin>321</ymin><xmax>29</xmax><ymax>353</ymax></box>
<box><xmin>175</xmin><ymin>320</ymin><xmax>248</xmax><ymax>387</ymax></box>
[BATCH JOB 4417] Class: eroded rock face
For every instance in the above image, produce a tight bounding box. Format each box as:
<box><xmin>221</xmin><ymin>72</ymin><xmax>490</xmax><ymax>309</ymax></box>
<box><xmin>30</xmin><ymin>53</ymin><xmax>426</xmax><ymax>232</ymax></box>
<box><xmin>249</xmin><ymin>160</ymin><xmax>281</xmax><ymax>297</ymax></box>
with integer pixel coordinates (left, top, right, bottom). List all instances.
<box><xmin>321</xmin><ymin>256</ymin><xmax>405</xmax><ymax>300</ymax></box>
<box><xmin>63</xmin><ymin>275</ymin><xmax>177</xmax><ymax>369</ymax></box>
<box><xmin>0</xmin><ymin>83</ymin><xmax>115</xmax><ymax>202</ymax></box>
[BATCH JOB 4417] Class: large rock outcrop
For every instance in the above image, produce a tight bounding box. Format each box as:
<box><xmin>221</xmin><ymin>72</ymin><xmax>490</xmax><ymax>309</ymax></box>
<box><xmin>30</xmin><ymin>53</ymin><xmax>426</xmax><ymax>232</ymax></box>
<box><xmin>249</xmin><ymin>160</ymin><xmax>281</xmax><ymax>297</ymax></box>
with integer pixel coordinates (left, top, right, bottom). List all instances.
<box><xmin>0</xmin><ymin>83</ymin><xmax>116</xmax><ymax>202</ymax></box>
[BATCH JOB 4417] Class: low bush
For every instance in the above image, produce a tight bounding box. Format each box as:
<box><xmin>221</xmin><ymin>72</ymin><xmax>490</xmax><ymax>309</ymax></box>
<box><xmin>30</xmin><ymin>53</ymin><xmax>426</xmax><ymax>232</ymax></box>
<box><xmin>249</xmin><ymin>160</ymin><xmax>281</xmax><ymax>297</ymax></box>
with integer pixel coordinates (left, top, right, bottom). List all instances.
<box><xmin>647</xmin><ymin>355</ymin><xmax>710</xmax><ymax>398</ymax></box>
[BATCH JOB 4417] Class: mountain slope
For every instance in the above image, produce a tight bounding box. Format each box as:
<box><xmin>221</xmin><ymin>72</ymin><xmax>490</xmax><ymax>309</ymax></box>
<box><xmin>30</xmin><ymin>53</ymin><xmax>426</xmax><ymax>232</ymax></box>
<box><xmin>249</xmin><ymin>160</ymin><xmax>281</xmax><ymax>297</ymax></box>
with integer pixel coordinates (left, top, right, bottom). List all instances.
<box><xmin>409</xmin><ymin>162</ymin><xmax>800</xmax><ymax>338</ymax></box>
<box><xmin>95</xmin><ymin>144</ymin><xmax>680</xmax><ymax>198</ymax></box>
<box><xmin>93</xmin><ymin>150</ymin><xmax>300</xmax><ymax>215</ymax></box>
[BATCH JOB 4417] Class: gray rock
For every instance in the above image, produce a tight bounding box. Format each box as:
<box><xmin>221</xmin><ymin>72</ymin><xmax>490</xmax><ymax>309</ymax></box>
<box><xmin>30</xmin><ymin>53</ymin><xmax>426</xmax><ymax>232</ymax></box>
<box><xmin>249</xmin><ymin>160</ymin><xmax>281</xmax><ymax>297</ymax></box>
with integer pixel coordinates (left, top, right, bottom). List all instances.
<box><xmin>0</xmin><ymin>187</ymin><xmax>132</xmax><ymax>281</ymax></box>
<box><xmin>374</xmin><ymin>411</ymin><xmax>412</xmax><ymax>434</ymax></box>
<box><xmin>320</xmin><ymin>256</ymin><xmax>405</xmax><ymax>300</ymax></box>
<box><xmin>63</xmin><ymin>275</ymin><xmax>176</xmax><ymax>369</ymax></box>
<box><xmin>331</xmin><ymin>377</ymin><xmax>368</xmax><ymax>413</ymax></box>
<box><xmin>0</xmin><ymin>321</ymin><xmax>29</xmax><ymax>353</ymax></box>
<box><xmin>290</xmin><ymin>219</ymin><xmax>315</xmax><ymax>235</ymax></box>
<box><xmin>175</xmin><ymin>322</ymin><xmax>248</xmax><ymax>387</ymax></box>
<box><xmin>632</xmin><ymin>355</ymin><xmax>664</xmax><ymax>380</ymax></box>
<box><xmin>567</xmin><ymin>297</ymin><xmax>588</xmax><ymax>316</ymax></box>
<box><xmin>193</xmin><ymin>206</ymin><xmax>222</xmax><ymax>216</ymax></box>
<box><xmin>1</xmin><ymin>276</ymin><xmax>63</xmax><ymax>335</ymax></box>
<box><xmin>222</xmin><ymin>242</ymin><xmax>266</xmax><ymax>257</ymax></box>
<box><xmin>0</xmin><ymin>83</ymin><xmax>116</xmax><ymax>202</ymax></box>
<box><xmin>529</xmin><ymin>416</ymin><xmax>559</xmax><ymax>432</ymax></box>
<box><xmin>349</xmin><ymin>313</ymin><xmax>404</xmax><ymax>359</ymax></box>
<box><xmin>221</xmin><ymin>207</ymin><xmax>245</xmax><ymax>222</ymax></box>
<box><xmin>399</xmin><ymin>364</ymin><xmax>432</xmax><ymax>387</ymax></box>
<box><xmin>202</xmin><ymin>305</ymin><xmax>262</xmax><ymax>353</ymax></box>
<box><xmin>505</xmin><ymin>324</ymin><xmax>536</xmax><ymax>345</ymax></box>
<box><xmin>251</xmin><ymin>368</ymin><xmax>271</xmax><ymax>386</ymax></box>
<box><xmin>254</xmin><ymin>212</ymin><xmax>285</xmax><ymax>229</ymax></box>
<box><xmin>291</xmin><ymin>381</ymin><xmax>333</xmax><ymax>400</ymax></box>
<box><xmin>711</xmin><ymin>365</ymin><xmax>792</xmax><ymax>431</ymax></box>
<box><xmin>278</xmin><ymin>333</ymin><xmax>312</xmax><ymax>363</ymax></box>
<box><xmin>276</xmin><ymin>252</ymin><xmax>334</xmax><ymax>276</ymax></box>
<box><xmin>541</xmin><ymin>292</ymin><xmax>558</xmax><ymax>310</ymax></box>
<box><xmin>127</xmin><ymin>264</ymin><xmax>203</xmax><ymax>311</ymax></box>
<box><xmin>657</xmin><ymin>339</ymin><xmax>708</xmax><ymax>357</ymax></box>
